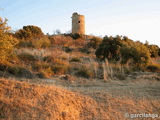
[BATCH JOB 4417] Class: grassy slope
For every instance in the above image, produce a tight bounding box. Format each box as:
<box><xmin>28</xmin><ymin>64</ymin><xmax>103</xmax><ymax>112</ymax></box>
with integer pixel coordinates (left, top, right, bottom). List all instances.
<box><xmin>0</xmin><ymin>78</ymin><xmax>107</xmax><ymax>120</ymax></box>
<box><xmin>0</xmin><ymin>78</ymin><xmax>160</xmax><ymax>120</ymax></box>
<box><xmin>0</xmin><ymin>35</ymin><xmax>160</xmax><ymax>119</ymax></box>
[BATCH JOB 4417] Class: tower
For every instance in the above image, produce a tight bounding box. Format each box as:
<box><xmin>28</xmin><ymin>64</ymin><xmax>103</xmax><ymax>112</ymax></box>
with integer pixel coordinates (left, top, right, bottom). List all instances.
<box><xmin>72</xmin><ymin>12</ymin><xmax>85</xmax><ymax>34</ymax></box>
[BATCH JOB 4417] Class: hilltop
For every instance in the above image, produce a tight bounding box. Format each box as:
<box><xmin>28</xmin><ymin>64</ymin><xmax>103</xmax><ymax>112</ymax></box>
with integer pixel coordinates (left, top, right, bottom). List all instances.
<box><xmin>0</xmin><ymin>19</ymin><xmax>160</xmax><ymax>119</ymax></box>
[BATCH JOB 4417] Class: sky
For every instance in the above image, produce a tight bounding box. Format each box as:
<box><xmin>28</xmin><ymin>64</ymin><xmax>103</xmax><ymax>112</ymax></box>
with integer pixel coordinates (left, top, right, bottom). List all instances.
<box><xmin>0</xmin><ymin>0</ymin><xmax>160</xmax><ymax>46</ymax></box>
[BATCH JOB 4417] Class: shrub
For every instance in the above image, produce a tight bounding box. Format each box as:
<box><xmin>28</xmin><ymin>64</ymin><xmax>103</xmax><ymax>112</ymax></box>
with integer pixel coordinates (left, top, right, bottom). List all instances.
<box><xmin>0</xmin><ymin>17</ymin><xmax>18</xmax><ymax>64</ymax></box>
<box><xmin>32</xmin><ymin>36</ymin><xmax>51</xmax><ymax>49</ymax></box>
<box><xmin>79</xmin><ymin>48</ymin><xmax>91</xmax><ymax>54</ymax></box>
<box><xmin>16</xmin><ymin>40</ymin><xmax>33</xmax><ymax>48</ymax></box>
<box><xmin>70</xmin><ymin>57</ymin><xmax>81</xmax><ymax>62</ymax></box>
<box><xmin>63</xmin><ymin>46</ymin><xmax>74</xmax><ymax>53</ymax></box>
<box><xmin>33</xmin><ymin>61</ymin><xmax>70</xmax><ymax>76</ymax></box>
<box><xmin>70</xmin><ymin>33</ymin><xmax>82</xmax><ymax>39</ymax></box>
<box><xmin>43</xmin><ymin>56</ymin><xmax>55</xmax><ymax>63</ymax></box>
<box><xmin>52</xmin><ymin>35</ymin><xmax>74</xmax><ymax>47</ymax></box>
<box><xmin>15</xmin><ymin>25</ymin><xmax>44</xmax><ymax>40</ymax></box>
<box><xmin>17</xmin><ymin>53</ymin><xmax>36</xmax><ymax>62</ymax></box>
<box><xmin>33</xmin><ymin>62</ymin><xmax>51</xmax><ymax>71</ymax></box>
<box><xmin>54</xmin><ymin>58</ymin><xmax>70</xmax><ymax>66</ymax></box>
<box><xmin>75</xmin><ymin>66</ymin><xmax>94</xmax><ymax>78</ymax></box>
<box><xmin>39</xmin><ymin>67</ymin><xmax>53</xmax><ymax>78</ymax></box>
<box><xmin>61</xmin><ymin>56</ymin><xmax>67</xmax><ymax>60</ymax></box>
<box><xmin>129</xmin><ymin>43</ymin><xmax>150</xmax><ymax>67</ymax></box>
<box><xmin>147</xmin><ymin>64</ymin><xmax>160</xmax><ymax>72</ymax></box>
<box><xmin>145</xmin><ymin>44</ymin><xmax>159</xmax><ymax>58</ymax></box>
<box><xmin>52</xmin><ymin>65</ymin><xmax>69</xmax><ymax>75</ymax></box>
<box><xmin>0</xmin><ymin>64</ymin><xmax>9</xmax><ymax>71</ymax></box>
<box><xmin>43</xmin><ymin>57</ymin><xmax>70</xmax><ymax>75</ymax></box>
<box><xmin>52</xmin><ymin>35</ymin><xmax>86</xmax><ymax>47</ymax></box>
<box><xmin>95</xmin><ymin>36</ymin><xmax>122</xmax><ymax>61</ymax></box>
<box><xmin>36</xmin><ymin>72</ymin><xmax>46</xmax><ymax>78</ymax></box>
<box><xmin>7</xmin><ymin>65</ymin><xmax>35</xmax><ymax>79</ymax></box>
<box><xmin>33</xmin><ymin>62</ymin><xmax>53</xmax><ymax>77</ymax></box>
<box><xmin>96</xmin><ymin>35</ymin><xmax>151</xmax><ymax>67</ymax></box>
<box><xmin>87</xmin><ymin>37</ymin><xmax>102</xmax><ymax>49</ymax></box>
<box><xmin>75</xmin><ymin>38</ymin><xmax>86</xmax><ymax>47</ymax></box>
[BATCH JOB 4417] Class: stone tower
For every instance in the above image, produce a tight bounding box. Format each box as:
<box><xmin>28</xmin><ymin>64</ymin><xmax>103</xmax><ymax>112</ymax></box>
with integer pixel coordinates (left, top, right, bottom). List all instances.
<box><xmin>72</xmin><ymin>12</ymin><xmax>85</xmax><ymax>34</ymax></box>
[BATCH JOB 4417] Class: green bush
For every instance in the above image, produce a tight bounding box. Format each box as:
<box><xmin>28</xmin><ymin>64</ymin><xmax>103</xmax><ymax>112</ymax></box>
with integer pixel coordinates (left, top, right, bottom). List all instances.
<box><xmin>36</xmin><ymin>72</ymin><xmax>46</xmax><ymax>78</ymax></box>
<box><xmin>96</xmin><ymin>35</ymin><xmax>151</xmax><ymax>67</ymax></box>
<box><xmin>70</xmin><ymin>33</ymin><xmax>82</xmax><ymax>39</ymax></box>
<box><xmin>7</xmin><ymin>65</ymin><xmax>35</xmax><ymax>79</ymax></box>
<box><xmin>17</xmin><ymin>53</ymin><xmax>36</xmax><ymax>62</ymax></box>
<box><xmin>63</xmin><ymin>46</ymin><xmax>74</xmax><ymax>53</ymax></box>
<box><xmin>95</xmin><ymin>36</ymin><xmax>123</xmax><ymax>61</ymax></box>
<box><xmin>87</xmin><ymin>37</ymin><xmax>102</xmax><ymax>49</ymax></box>
<box><xmin>0</xmin><ymin>64</ymin><xmax>9</xmax><ymax>71</ymax></box>
<box><xmin>147</xmin><ymin>64</ymin><xmax>160</xmax><ymax>72</ymax></box>
<box><xmin>15</xmin><ymin>25</ymin><xmax>44</xmax><ymax>40</ymax></box>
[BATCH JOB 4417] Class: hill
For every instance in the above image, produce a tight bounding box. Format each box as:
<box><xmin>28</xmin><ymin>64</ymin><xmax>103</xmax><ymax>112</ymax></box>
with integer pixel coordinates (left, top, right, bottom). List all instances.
<box><xmin>0</xmin><ymin>78</ymin><xmax>160</xmax><ymax>120</ymax></box>
<box><xmin>0</xmin><ymin>78</ymin><xmax>107</xmax><ymax>120</ymax></box>
<box><xmin>0</xmin><ymin>21</ymin><xmax>160</xmax><ymax>120</ymax></box>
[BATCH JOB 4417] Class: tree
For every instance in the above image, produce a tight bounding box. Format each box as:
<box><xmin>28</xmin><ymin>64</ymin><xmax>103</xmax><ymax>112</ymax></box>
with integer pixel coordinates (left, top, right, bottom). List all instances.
<box><xmin>95</xmin><ymin>35</ymin><xmax>123</xmax><ymax>61</ymax></box>
<box><xmin>147</xmin><ymin>45</ymin><xmax>159</xmax><ymax>58</ymax></box>
<box><xmin>0</xmin><ymin>17</ymin><xmax>18</xmax><ymax>64</ymax></box>
<box><xmin>15</xmin><ymin>25</ymin><xmax>44</xmax><ymax>39</ymax></box>
<box><xmin>130</xmin><ymin>42</ymin><xmax>150</xmax><ymax>66</ymax></box>
<box><xmin>120</xmin><ymin>44</ymin><xmax>132</xmax><ymax>64</ymax></box>
<box><xmin>87</xmin><ymin>37</ymin><xmax>102</xmax><ymax>49</ymax></box>
<box><xmin>96</xmin><ymin>35</ymin><xmax>151</xmax><ymax>67</ymax></box>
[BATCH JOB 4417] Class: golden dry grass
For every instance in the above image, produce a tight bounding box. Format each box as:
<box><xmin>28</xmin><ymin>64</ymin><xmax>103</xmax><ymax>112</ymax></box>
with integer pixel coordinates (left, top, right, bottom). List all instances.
<box><xmin>0</xmin><ymin>78</ymin><xmax>107</xmax><ymax>120</ymax></box>
<box><xmin>0</xmin><ymin>78</ymin><xmax>160</xmax><ymax>120</ymax></box>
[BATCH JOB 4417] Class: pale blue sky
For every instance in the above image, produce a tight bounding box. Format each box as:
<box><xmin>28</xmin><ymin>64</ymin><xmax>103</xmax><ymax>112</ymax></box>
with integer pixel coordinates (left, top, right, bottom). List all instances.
<box><xmin>1</xmin><ymin>0</ymin><xmax>160</xmax><ymax>46</ymax></box>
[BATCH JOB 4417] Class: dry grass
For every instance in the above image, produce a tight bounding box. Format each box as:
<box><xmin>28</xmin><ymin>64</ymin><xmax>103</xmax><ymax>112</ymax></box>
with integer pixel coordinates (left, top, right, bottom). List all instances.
<box><xmin>0</xmin><ymin>77</ymin><xmax>160</xmax><ymax>120</ymax></box>
<box><xmin>66</xmin><ymin>77</ymin><xmax>160</xmax><ymax>120</ymax></box>
<box><xmin>52</xmin><ymin>35</ymin><xmax>86</xmax><ymax>48</ymax></box>
<box><xmin>0</xmin><ymin>78</ymin><xmax>107</xmax><ymax>120</ymax></box>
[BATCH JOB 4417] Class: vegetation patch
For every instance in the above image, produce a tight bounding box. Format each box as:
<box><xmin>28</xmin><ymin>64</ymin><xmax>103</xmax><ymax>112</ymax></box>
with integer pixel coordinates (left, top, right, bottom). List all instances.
<box><xmin>0</xmin><ymin>79</ymin><xmax>106</xmax><ymax>120</ymax></box>
<box><xmin>147</xmin><ymin>64</ymin><xmax>160</xmax><ymax>72</ymax></box>
<box><xmin>7</xmin><ymin>65</ymin><xmax>35</xmax><ymax>79</ymax></box>
<box><xmin>43</xmin><ymin>55</ymin><xmax>55</xmax><ymax>63</ymax></box>
<box><xmin>17</xmin><ymin>53</ymin><xmax>37</xmax><ymax>62</ymax></box>
<box><xmin>52</xmin><ymin>65</ymin><xmax>69</xmax><ymax>75</ymax></box>
<box><xmin>75</xmin><ymin>66</ymin><xmax>94</xmax><ymax>78</ymax></box>
<box><xmin>70</xmin><ymin>57</ymin><xmax>81</xmax><ymax>62</ymax></box>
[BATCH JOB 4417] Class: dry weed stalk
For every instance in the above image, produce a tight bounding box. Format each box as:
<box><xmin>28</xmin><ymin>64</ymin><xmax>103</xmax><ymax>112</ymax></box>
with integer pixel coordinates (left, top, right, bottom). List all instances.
<box><xmin>102</xmin><ymin>60</ymin><xmax>108</xmax><ymax>81</ymax></box>
<box><xmin>89</xmin><ymin>58</ymin><xmax>99</xmax><ymax>78</ymax></box>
